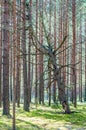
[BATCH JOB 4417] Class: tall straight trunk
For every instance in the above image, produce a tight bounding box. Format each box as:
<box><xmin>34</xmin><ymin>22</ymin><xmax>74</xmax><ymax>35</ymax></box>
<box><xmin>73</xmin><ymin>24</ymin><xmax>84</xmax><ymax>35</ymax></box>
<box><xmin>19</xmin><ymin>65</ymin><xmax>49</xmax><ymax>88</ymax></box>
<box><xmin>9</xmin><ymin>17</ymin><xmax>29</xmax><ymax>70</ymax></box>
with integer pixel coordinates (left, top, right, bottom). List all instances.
<box><xmin>62</xmin><ymin>0</ymin><xmax>66</xmax><ymax>85</ymax></box>
<box><xmin>72</xmin><ymin>0</ymin><xmax>76</xmax><ymax>107</ymax></box>
<box><xmin>40</xmin><ymin>8</ymin><xmax>44</xmax><ymax>104</ymax></box>
<box><xmin>84</xmin><ymin>19</ymin><xmax>86</xmax><ymax>101</ymax></box>
<box><xmin>16</xmin><ymin>1</ymin><xmax>21</xmax><ymax>107</ymax></box>
<box><xmin>21</xmin><ymin>0</ymin><xmax>29</xmax><ymax>111</ymax></box>
<box><xmin>35</xmin><ymin>0</ymin><xmax>38</xmax><ymax>106</ymax></box>
<box><xmin>58</xmin><ymin>2</ymin><xmax>63</xmax><ymax>104</ymax></box>
<box><xmin>0</xmin><ymin>33</ymin><xmax>2</xmax><ymax>108</ymax></box>
<box><xmin>9</xmin><ymin>39</ymin><xmax>13</xmax><ymax>102</ymax></box>
<box><xmin>76</xmin><ymin>19</ymin><xmax>80</xmax><ymax>102</ymax></box>
<box><xmin>0</xmin><ymin>0</ymin><xmax>2</xmax><ymax>107</ymax></box>
<box><xmin>39</xmin><ymin>0</ymin><xmax>44</xmax><ymax>105</ymax></box>
<box><xmin>13</xmin><ymin>0</ymin><xmax>17</xmax><ymax>129</ymax></box>
<box><xmin>53</xmin><ymin>0</ymin><xmax>56</xmax><ymax>103</ymax></box>
<box><xmin>40</xmin><ymin>54</ymin><xmax>44</xmax><ymax>103</ymax></box>
<box><xmin>79</xmin><ymin>8</ymin><xmax>82</xmax><ymax>102</ymax></box>
<box><xmin>9</xmin><ymin>4</ymin><xmax>13</xmax><ymax>103</ymax></box>
<box><xmin>28</xmin><ymin>0</ymin><xmax>32</xmax><ymax>106</ymax></box>
<box><xmin>3</xmin><ymin>0</ymin><xmax>10</xmax><ymax>115</ymax></box>
<box><xmin>66</xmin><ymin>47</ymin><xmax>69</xmax><ymax>102</ymax></box>
<box><xmin>48</xmin><ymin>60</ymin><xmax>51</xmax><ymax>106</ymax></box>
<box><xmin>58</xmin><ymin>0</ymin><xmax>67</xmax><ymax>102</ymax></box>
<box><xmin>58</xmin><ymin>1</ymin><xmax>63</xmax><ymax>78</ymax></box>
<box><xmin>48</xmin><ymin>0</ymin><xmax>52</xmax><ymax>106</ymax></box>
<box><xmin>66</xmin><ymin>1</ymin><xmax>69</xmax><ymax>102</ymax></box>
<box><xmin>30</xmin><ymin>57</ymin><xmax>33</xmax><ymax>101</ymax></box>
<box><xmin>9</xmin><ymin>2</ymin><xmax>14</xmax><ymax>102</ymax></box>
<box><xmin>63</xmin><ymin>0</ymin><xmax>68</xmax><ymax>86</ymax></box>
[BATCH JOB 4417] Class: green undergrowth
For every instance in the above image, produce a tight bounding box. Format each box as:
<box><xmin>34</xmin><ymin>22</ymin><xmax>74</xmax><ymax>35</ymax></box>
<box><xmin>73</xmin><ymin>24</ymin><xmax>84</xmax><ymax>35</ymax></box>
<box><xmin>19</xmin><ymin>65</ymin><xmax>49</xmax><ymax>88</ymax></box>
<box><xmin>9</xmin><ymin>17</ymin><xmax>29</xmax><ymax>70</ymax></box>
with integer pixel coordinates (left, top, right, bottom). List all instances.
<box><xmin>0</xmin><ymin>104</ymin><xmax>86</xmax><ymax>130</ymax></box>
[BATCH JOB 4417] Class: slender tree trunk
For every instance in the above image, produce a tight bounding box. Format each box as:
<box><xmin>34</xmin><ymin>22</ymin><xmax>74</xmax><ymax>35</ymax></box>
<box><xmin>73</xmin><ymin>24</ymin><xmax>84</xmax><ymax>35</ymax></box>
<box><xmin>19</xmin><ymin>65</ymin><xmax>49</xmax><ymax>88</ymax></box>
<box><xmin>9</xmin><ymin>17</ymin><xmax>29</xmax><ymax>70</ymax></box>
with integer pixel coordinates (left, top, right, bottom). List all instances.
<box><xmin>3</xmin><ymin>0</ymin><xmax>10</xmax><ymax>115</ymax></box>
<box><xmin>28</xmin><ymin>0</ymin><xmax>32</xmax><ymax>108</ymax></box>
<box><xmin>0</xmin><ymin>34</ymin><xmax>2</xmax><ymax>108</ymax></box>
<box><xmin>16</xmin><ymin>1</ymin><xmax>21</xmax><ymax>107</ymax></box>
<box><xmin>48</xmin><ymin>0</ymin><xmax>52</xmax><ymax>106</ymax></box>
<box><xmin>38</xmin><ymin>0</ymin><xmax>44</xmax><ymax>105</ymax></box>
<box><xmin>13</xmin><ymin>0</ymin><xmax>17</xmax><ymax>129</ymax></box>
<box><xmin>0</xmin><ymin>0</ymin><xmax>2</xmax><ymax>107</ymax></box>
<box><xmin>9</xmin><ymin>5</ymin><xmax>13</xmax><ymax>103</ymax></box>
<box><xmin>72</xmin><ymin>0</ymin><xmax>77</xmax><ymax>107</ymax></box>
<box><xmin>35</xmin><ymin>0</ymin><xmax>38</xmax><ymax>107</ymax></box>
<box><xmin>62</xmin><ymin>0</ymin><xmax>67</xmax><ymax>86</ymax></box>
<box><xmin>21</xmin><ymin>0</ymin><xmax>29</xmax><ymax>111</ymax></box>
<box><xmin>53</xmin><ymin>0</ymin><xmax>56</xmax><ymax>103</ymax></box>
<box><xmin>84</xmin><ymin>19</ymin><xmax>86</xmax><ymax>101</ymax></box>
<box><xmin>79</xmin><ymin>7</ymin><xmax>82</xmax><ymax>102</ymax></box>
<box><xmin>48</xmin><ymin>60</ymin><xmax>51</xmax><ymax>106</ymax></box>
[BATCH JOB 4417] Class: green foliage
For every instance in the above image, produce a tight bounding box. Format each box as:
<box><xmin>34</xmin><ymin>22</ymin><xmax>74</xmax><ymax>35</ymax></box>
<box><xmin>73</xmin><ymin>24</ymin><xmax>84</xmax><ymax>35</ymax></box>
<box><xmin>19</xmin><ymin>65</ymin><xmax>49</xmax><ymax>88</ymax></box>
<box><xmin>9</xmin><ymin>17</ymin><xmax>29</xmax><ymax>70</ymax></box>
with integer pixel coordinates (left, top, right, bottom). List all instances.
<box><xmin>51</xmin><ymin>104</ymin><xmax>58</xmax><ymax>109</ymax></box>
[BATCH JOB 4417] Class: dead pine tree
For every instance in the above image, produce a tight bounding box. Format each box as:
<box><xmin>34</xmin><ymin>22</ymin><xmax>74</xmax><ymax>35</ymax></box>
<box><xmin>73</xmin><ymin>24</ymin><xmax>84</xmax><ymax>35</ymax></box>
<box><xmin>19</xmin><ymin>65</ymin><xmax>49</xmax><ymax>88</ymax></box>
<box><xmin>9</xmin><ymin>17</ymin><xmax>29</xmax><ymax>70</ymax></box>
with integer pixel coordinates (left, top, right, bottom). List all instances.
<box><xmin>30</xmin><ymin>23</ymin><xmax>71</xmax><ymax>113</ymax></box>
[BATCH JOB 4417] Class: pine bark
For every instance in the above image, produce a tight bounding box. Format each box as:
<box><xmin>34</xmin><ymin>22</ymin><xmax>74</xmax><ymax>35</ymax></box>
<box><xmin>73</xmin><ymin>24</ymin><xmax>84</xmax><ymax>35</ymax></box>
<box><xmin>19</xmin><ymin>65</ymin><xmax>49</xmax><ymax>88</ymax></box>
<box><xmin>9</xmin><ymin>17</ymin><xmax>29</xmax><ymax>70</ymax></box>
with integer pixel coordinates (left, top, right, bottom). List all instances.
<box><xmin>16</xmin><ymin>2</ymin><xmax>21</xmax><ymax>107</ymax></box>
<box><xmin>35</xmin><ymin>0</ymin><xmax>38</xmax><ymax>106</ymax></box>
<box><xmin>28</xmin><ymin>0</ymin><xmax>32</xmax><ymax>107</ymax></box>
<box><xmin>49</xmin><ymin>50</ymin><xmax>71</xmax><ymax>113</ymax></box>
<box><xmin>53</xmin><ymin>0</ymin><xmax>57</xmax><ymax>103</ymax></box>
<box><xmin>39</xmin><ymin>0</ymin><xmax>44</xmax><ymax>105</ymax></box>
<box><xmin>21</xmin><ymin>0</ymin><xmax>29</xmax><ymax>111</ymax></box>
<box><xmin>72</xmin><ymin>0</ymin><xmax>77</xmax><ymax>107</ymax></box>
<box><xmin>3</xmin><ymin>0</ymin><xmax>10</xmax><ymax>115</ymax></box>
<box><xmin>13</xmin><ymin>0</ymin><xmax>17</xmax><ymax>129</ymax></box>
<box><xmin>0</xmin><ymin>0</ymin><xmax>2</xmax><ymax>107</ymax></box>
<box><xmin>48</xmin><ymin>0</ymin><xmax>52</xmax><ymax>106</ymax></box>
<box><xmin>79</xmin><ymin>6</ymin><xmax>82</xmax><ymax>102</ymax></box>
<box><xmin>84</xmin><ymin>19</ymin><xmax>86</xmax><ymax>101</ymax></box>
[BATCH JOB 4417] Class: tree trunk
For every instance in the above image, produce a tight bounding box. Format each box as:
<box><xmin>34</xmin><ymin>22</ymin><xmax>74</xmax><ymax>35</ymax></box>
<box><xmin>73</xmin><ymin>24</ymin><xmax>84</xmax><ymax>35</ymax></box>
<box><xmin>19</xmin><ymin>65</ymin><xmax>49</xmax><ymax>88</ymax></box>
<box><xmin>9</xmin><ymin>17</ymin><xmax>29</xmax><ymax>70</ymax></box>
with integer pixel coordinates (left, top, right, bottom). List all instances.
<box><xmin>16</xmin><ymin>1</ymin><xmax>21</xmax><ymax>107</ymax></box>
<box><xmin>84</xmin><ymin>18</ymin><xmax>86</xmax><ymax>101</ymax></box>
<box><xmin>21</xmin><ymin>0</ymin><xmax>29</xmax><ymax>111</ymax></box>
<box><xmin>39</xmin><ymin>0</ymin><xmax>44</xmax><ymax>105</ymax></box>
<box><xmin>79</xmin><ymin>5</ymin><xmax>82</xmax><ymax>102</ymax></box>
<box><xmin>0</xmin><ymin>32</ymin><xmax>2</xmax><ymax>107</ymax></box>
<box><xmin>53</xmin><ymin>0</ymin><xmax>56</xmax><ymax>103</ymax></box>
<box><xmin>13</xmin><ymin>0</ymin><xmax>17</xmax><ymax>129</ymax></box>
<box><xmin>51</xmin><ymin>52</ymin><xmax>71</xmax><ymax>113</ymax></box>
<box><xmin>35</xmin><ymin>0</ymin><xmax>38</xmax><ymax>107</ymax></box>
<box><xmin>27</xmin><ymin>0</ymin><xmax>32</xmax><ymax>109</ymax></box>
<box><xmin>48</xmin><ymin>60</ymin><xmax>51</xmax><ymax>106</ymax></box>
<box><xmin>55</xmin><ymin>68</ymin><xmax>70</xmax><ymax>113</ymax></box>
<box><xmin>3</xmin><ymin>0</ymin><xmax>10</xmax><ymax>115</ymax></box>
<box><xmin>72</xmin><ymin>0</ymin><xmax>77</xmax><ymax>107</ymax></box>
<box><xmin>0</xmin><ymin>0</ymin><xmax>2</xmax><ymax>107</ymax></box>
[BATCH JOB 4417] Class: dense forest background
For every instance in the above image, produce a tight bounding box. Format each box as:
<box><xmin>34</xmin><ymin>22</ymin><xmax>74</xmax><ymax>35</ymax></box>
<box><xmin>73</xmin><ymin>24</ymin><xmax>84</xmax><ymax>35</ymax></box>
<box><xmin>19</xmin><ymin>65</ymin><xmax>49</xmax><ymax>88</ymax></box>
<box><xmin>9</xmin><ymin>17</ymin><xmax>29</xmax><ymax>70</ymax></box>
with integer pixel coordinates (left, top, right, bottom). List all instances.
<box><xmin>0</xmin><ymin>0</ymin><xmax>86</xmax><ymax>129</ymax></box>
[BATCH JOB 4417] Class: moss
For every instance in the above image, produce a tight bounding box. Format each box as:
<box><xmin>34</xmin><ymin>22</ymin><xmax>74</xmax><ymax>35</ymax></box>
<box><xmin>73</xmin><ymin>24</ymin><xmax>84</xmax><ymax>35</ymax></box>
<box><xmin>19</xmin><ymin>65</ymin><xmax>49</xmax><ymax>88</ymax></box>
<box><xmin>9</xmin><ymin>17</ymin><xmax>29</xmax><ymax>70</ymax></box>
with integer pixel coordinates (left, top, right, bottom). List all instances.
<box><xmin>0</xmin><ymin>104</ymin><xmax>86</xmax><ymax>130</ymax></box>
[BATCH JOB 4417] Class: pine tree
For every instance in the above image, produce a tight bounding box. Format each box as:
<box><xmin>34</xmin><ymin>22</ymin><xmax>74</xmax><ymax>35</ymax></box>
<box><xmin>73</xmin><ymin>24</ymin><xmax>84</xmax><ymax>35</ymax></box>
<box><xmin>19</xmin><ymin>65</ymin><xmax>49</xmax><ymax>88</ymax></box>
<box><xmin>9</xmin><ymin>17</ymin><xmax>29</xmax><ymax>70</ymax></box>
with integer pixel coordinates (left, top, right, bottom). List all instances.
<box><xmin>3</xmin><ymin>0</ymin><xmax>10</xmax><ymax>115</ymax></box>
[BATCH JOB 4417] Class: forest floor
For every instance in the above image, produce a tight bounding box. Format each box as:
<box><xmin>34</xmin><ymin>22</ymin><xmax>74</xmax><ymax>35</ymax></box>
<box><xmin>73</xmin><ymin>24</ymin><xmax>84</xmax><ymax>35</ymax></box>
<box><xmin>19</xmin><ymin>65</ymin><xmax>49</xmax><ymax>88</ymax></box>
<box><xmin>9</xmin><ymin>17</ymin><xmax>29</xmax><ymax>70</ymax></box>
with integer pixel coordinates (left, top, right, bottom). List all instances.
<box><xmin>0</xmin><ymin>103</ymin><xmax>86</xmax><ymax>130</ymax></box>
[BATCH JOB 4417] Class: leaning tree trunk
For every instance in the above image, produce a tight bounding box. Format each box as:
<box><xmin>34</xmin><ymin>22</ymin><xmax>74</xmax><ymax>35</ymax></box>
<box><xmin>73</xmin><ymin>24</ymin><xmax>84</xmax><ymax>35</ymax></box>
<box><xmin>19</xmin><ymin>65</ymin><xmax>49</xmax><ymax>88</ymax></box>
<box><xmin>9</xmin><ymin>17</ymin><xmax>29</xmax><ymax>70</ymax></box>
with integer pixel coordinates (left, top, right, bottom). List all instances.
<box><xmin>51</xmin><ymin>52</ymin><xmax>71</xmax><ymax>113</ymax></box>
<box><xmin>53</xmin><ymin>65</ymin><xmax>70</xmax><ymax>113</ymax></box>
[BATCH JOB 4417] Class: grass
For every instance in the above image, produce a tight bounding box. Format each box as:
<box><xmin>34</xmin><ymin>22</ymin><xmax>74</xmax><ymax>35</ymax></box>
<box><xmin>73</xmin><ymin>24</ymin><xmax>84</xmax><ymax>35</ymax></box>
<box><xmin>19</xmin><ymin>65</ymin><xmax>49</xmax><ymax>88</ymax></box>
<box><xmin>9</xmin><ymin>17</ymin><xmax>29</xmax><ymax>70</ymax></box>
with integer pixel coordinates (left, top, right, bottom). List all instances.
<box><xmin>0</xmin><ymin>104</ymin><xmax>86</xmax><ymax>130</ymax></box>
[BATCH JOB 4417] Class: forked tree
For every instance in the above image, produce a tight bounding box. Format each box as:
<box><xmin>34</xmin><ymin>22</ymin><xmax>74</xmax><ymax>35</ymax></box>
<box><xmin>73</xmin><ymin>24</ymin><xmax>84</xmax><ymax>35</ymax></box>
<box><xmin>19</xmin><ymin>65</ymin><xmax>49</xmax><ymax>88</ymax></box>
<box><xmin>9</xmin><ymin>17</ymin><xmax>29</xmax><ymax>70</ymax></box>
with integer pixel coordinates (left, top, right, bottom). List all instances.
<box><xmin>30</xmin><ymin>23</ymin><xmax>71</xmax><ymax>113</ymax></box>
